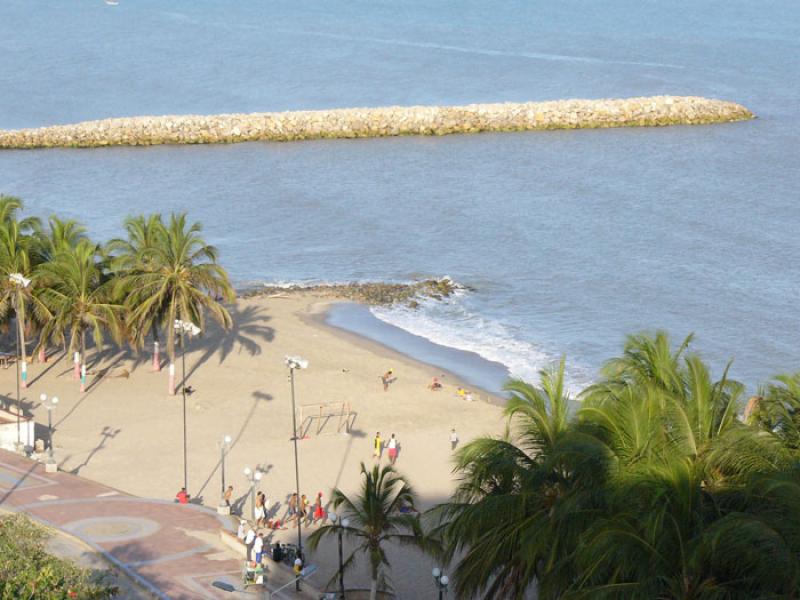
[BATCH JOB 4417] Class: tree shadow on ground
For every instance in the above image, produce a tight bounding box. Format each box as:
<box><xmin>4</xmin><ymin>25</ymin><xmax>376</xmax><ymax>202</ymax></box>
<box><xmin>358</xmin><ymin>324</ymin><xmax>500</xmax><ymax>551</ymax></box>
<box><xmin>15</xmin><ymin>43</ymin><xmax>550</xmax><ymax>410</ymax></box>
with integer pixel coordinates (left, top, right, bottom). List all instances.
<box><xmin>192</xmin><ymin>391</ymin><xmax>273</xmax><ymax>502</ymax></box>
<box><xmin>181</xmin><ymin>304</ymin><xmax>275</xmax><ymax>388</ymax></box>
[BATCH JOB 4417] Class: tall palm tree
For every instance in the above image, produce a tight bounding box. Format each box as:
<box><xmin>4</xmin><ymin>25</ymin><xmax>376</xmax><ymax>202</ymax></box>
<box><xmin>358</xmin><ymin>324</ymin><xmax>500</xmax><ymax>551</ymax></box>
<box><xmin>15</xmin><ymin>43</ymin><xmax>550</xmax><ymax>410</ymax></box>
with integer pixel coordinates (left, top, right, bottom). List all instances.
<box><xmin>0</xmin><ymin>196</ymin><xmax>46</xmax><ymax>390</ymax></box>
<box><xmin>36</xmin><ymin>239</ymin><xmax>123</xmax><ymax>391</ymax></box>
<box><xmin>107</xmin><ymin>214</ymin><xmax>167</xmax><ymax>369</ymax></box>
<box><xmin>118</xmin><ymin>213</ymin><xmax>233</xmax><ymax>394</ymax></box>
<box><xmin>308</xmin><ymin>463</ymin><xmax>427</xmax><ymax>600</ymax></box>
<box><xmin>436</xmin><ymin>334</ymin><xmax>800</xmax><ymax>599</ymax></box>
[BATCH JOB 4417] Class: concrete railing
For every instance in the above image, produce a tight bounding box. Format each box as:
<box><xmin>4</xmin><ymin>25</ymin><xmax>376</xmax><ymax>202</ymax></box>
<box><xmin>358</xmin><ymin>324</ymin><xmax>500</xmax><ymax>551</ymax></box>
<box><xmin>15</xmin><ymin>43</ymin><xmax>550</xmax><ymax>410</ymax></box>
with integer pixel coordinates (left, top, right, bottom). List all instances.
<box><xmin>0</xmin><ymin>96</ymin><xmax>753</xmax><ymax>149</ymax></box>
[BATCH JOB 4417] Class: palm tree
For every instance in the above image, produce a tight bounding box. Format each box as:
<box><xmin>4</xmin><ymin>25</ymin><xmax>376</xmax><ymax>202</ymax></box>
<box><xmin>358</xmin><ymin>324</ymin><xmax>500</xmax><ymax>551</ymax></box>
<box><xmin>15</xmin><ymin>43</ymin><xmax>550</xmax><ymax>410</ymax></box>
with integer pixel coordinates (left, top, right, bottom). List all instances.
<box><xmin>0</xmin><ymin>196</ymin><xmax>47</xmax><ymax>390</ymax></box>
<box><xmin>436</xmin><ymin>334</ymin><xmax>800</xmax><ymax>599</ymax></box>
<box><xmin>107</xmin><ymin>214</ymin><xmax>167</xmax><ymax>370</ymax></box>
<box><xmin>36</xmin><ymin>239</ymin><xmax>123</xmax><ymax>391</ymax></box>
<box><xmin>116</xmin><ymin>213</ymin><xmax>234</xmax><ymax>394</ymax></box>
<box><xmin>308</xmin><ymin>463</ymin><xmax>427</xmax><ymax>600</ymax></box>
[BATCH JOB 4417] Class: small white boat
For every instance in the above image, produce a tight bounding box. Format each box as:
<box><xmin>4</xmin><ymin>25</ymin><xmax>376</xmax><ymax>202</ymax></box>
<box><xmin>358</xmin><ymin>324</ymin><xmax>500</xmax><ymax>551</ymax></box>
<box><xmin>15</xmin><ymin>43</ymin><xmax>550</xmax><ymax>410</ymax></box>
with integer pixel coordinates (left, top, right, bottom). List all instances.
<box><xmin>105</xmin><ymin>0</ymin><xmax>119</xmax><ymax>5</ymax></box>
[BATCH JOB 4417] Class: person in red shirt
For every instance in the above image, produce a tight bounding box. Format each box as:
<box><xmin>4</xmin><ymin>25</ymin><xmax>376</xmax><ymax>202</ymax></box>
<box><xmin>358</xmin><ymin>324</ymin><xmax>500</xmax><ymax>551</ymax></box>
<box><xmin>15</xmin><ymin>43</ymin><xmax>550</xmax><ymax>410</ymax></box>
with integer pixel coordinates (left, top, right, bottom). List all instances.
<box><xmin>176</xmin><ymin>487</ymin><xmax>189</xmax><ymax>504</ymax></box>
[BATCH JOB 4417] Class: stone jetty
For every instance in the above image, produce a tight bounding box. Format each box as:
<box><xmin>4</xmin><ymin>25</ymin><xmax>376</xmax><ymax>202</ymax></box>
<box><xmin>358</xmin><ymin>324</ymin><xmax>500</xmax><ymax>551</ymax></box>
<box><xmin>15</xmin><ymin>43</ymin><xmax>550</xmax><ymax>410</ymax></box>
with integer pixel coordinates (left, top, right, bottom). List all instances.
<box><xmin>0</xmin><ymin>96</ymin><xmax>753</xmax><ymax>149</ymax></box>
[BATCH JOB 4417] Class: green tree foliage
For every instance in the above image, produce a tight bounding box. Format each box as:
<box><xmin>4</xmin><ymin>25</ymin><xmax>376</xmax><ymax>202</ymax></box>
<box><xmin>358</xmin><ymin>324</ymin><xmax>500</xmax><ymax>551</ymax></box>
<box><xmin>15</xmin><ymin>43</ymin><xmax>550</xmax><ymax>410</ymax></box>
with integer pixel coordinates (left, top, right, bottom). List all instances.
<box><xmin>110</xmin><ymin>212</ymin><xmax>234</xmax><ymax>363</ymax></box>
<box><xmin>433</xmin><ymin>333</ymin><xmax>800</xmax><ymax>599</ymax></box>
<box><xmin>308</xmin><ymin>463</ymin><xmax>430</xmax><ymax>600</ymax></box>
<box><xmin>0</xmin><ymin>514</ymin><xmax>117</xmax><ymax>599</ymax></box>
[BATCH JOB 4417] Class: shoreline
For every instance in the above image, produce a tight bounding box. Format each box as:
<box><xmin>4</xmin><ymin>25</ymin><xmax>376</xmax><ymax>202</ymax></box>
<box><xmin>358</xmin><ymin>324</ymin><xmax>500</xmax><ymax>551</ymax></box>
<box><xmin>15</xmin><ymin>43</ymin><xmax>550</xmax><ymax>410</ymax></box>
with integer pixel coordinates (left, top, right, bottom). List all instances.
<box><xmin>301</xmin><ymin>299</ymin><xmax>507</xmax><ymax>405</ymax></box>
<box><xmin>1</xmin><ymin>292</ymin><xmax>510</xmax><ymax>597</ymax></box>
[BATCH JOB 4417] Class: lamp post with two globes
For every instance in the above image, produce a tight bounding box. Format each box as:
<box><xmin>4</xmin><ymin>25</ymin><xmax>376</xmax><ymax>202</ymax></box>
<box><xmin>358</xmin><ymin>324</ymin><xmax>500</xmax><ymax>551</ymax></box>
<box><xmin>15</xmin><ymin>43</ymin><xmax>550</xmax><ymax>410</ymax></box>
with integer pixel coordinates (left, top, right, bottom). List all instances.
<box><xmin>174</xmin><ymin>319</ymin><xmax>201</xmax><ymax>495</ymax></box>
<box><xmin>329</xmin><ymin>513</ymin><xmax>350</xmax><ymax>599</ymax></box>
<box><xmin>243</xmin><ymin>466</ymin><xmax>263</xmax><ymax>522</ymax></box>
<box><xmin>432</xmin><ymin>567</ymin><xmax>449</xmax><ymax>600</ymax></box>
<box><xmin>9</xmin><ymin>273</ymin><xmax>30</xmax><ymax>453</ymax></box>
<box><xmin>40</xmin><ymin>393</ymin><xmax>59</xmax><ymax>472</ymax></box>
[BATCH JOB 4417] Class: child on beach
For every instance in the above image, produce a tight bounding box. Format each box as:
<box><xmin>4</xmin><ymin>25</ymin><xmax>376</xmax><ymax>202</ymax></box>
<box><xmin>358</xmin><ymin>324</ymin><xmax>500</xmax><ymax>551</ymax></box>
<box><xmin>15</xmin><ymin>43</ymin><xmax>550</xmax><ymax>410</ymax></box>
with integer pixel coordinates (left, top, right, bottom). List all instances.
<box><xmin>450</xmin><ymin>428</ymin><xmax>459</xmax><ymax>450</ymax></box>
<box><xmin>388</xmin><ymin>433</ymin><xmax>398</xmax><ymax>465</ymax></box>
<box><xmin>373</xmin><ymin>432</ymin><xmax>382</xmax><ymax>460</ymax></box>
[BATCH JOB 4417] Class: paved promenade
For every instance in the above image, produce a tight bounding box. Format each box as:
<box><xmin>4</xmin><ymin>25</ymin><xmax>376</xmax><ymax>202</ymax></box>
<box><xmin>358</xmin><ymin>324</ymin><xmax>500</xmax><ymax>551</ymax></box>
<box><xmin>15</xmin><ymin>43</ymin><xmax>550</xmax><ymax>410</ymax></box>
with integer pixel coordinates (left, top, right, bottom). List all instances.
<box><xmin>0</xmin><ymin>450</ymin><xmax>302</xmax><ymax>599</ymax></box>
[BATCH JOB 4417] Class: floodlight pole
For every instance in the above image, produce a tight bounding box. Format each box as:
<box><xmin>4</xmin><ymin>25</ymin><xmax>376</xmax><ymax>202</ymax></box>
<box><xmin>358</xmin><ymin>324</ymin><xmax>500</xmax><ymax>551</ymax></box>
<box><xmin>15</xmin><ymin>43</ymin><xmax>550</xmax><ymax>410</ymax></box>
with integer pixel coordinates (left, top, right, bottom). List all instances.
<box><xmin>289</xmin><ymin>365</ymin><xmax>303</xmax><ymax>591</ymax></box>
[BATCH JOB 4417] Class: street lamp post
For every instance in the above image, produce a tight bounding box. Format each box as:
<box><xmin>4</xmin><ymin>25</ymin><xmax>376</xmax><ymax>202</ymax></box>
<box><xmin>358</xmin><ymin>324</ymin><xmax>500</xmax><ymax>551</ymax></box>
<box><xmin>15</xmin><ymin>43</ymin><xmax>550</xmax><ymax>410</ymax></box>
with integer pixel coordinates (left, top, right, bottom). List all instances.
<box><xmin>330</xmin><ymin>513</ymin><xmax>350</xmax><ymax>599</ymax></box>
<box><xmin>217</xmin><ymin>434</ymin><xmax>232</xmax><ymax>515</ymax></box>
<box><xmin>285</xmin><ymin>355</ymin><xmax>308</xmax><ymax>592</ymax></box>
<box><xmin>432</xmin><ymin>568</ymin><xmax>449</xmax><ymax>600</ymax></box>
<box><xmin>9</xmin><ymin>273</ymin><xmax>30</xmax><ymax>454</ymax></box>
<box><xmin>243</xmin><ymin>467</ymin><xmax>263</xmax><ymax>521</ymax></box>
<box><xmin>40</xmin><ymin>393</ymin><xmax>59</xmax><ymax>473</ymax></box>
<box><xmin>174</xmin><ymin>319</ymin><xmax>201</xmax><ymax>496</ymax></box>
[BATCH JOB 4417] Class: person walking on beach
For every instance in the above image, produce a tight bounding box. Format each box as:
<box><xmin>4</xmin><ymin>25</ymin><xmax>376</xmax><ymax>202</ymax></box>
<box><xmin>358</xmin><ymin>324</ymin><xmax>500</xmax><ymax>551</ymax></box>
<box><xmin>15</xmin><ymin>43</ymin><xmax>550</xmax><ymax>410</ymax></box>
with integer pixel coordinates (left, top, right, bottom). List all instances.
<box><xmin>311</xmin><ymin>492</ymin><xmax>325</xmax><ymax>525</ymax></box>
<box><xmin>380</xmin><ymin>369</ymin><xmax>394</xmax><ymax>391</ymax></box>
<box><xmin>373</xmin><ymin>431</ymin><xmax>382</xmax><ymax>461</ymax></box>
<box><xmin>388</xmin><ymin>433</ymin><xmax>398</xmax><ymax>465</ymax></box>
<box><xmin>299</xmin><ymin>494</ymin><xmax>309</xmax><ymax>526</ymax></box>
<box><xmin>286</xmin><ymin>493</ymin><xmax>298</xmax><ymax>524</ymax></box>
<box><xmin>450</xmin><ymin>428</ymin><xmax>459</xmax><ymax>450</ymax></box>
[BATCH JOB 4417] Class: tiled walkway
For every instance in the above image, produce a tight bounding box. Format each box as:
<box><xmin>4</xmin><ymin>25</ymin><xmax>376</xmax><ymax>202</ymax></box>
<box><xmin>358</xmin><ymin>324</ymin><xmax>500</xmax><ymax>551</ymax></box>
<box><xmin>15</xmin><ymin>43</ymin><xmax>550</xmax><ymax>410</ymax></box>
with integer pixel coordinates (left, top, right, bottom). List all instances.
<box><xmin>0</xmin><ymin>450</ymin><xmax>254</xmax><ymax>599</ymax></box>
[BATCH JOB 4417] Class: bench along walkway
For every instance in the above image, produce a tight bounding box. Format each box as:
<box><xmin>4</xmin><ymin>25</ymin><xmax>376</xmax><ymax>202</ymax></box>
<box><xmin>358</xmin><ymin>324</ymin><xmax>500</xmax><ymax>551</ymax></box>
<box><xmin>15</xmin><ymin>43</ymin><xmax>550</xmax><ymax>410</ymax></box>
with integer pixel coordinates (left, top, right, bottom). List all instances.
<box><xmin>0</xmin><ymin>450</ymin><xmax>320</xmax><ymax>599</ymax></box>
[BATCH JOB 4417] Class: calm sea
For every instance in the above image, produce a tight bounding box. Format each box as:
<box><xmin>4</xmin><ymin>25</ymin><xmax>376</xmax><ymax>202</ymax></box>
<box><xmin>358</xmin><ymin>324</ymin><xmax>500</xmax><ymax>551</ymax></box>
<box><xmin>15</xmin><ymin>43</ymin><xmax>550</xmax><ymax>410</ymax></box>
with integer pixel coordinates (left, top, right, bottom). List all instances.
<box><xmin>1</xmin><ymin>0</ymin><xmax>798</xmax><ymax>396</ymax></box>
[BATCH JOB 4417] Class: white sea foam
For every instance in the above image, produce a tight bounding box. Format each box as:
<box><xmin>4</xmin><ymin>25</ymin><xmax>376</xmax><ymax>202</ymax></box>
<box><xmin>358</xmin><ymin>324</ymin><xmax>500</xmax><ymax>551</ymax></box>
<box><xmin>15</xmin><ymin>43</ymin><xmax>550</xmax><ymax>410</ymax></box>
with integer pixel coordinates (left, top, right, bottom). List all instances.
<box><xmin>370</xmin><ymin>293</ymin><xmax>591</xmax><ymax>395</ymax></box>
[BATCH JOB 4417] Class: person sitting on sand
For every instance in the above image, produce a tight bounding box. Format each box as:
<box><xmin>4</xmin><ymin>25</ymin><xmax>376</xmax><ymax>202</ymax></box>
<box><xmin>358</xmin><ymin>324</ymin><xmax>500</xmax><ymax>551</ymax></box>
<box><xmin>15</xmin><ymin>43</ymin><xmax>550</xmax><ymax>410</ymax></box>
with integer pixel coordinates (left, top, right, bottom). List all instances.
<box><xmin>428</xmin><ymin>377</ymin><xmax>443</xmax><ymax>391</ymax></box>
<box><xmin>380</xmin><ymin>369</ymin><xmax>395</xmax><ymax>391</ymax></box>
<box><xmin>456</xmin><ymin>387</ymin><xmax>466</xmax><ymax>399</ymax></box>
<box><xmin>175</xmin><ymin>487</ymin><xmax>189</xmax><ymax>504</ymax></box>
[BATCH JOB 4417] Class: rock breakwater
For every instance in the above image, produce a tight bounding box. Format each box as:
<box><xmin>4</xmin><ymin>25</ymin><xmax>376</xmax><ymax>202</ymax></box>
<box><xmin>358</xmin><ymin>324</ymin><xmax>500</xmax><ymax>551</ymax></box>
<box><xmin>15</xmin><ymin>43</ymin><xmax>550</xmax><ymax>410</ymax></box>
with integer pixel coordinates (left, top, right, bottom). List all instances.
<box><xmin>0</xmin><ymin>96</ymin><xmax>753</xmax><ymax>149</ymax></box>
<box><xmin>242</xmin><ymin>279</ymin><xmax>462</xmax><ymax>307</ymax></box>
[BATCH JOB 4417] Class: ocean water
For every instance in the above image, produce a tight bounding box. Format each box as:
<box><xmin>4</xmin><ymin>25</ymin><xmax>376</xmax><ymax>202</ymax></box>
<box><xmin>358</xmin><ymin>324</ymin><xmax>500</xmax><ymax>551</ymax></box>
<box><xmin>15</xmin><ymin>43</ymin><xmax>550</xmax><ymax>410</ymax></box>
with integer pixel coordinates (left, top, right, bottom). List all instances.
<box><xmin>1</xmin><ymin>0</ymin><xmax>799</xmax><ymax>398</ymax></box>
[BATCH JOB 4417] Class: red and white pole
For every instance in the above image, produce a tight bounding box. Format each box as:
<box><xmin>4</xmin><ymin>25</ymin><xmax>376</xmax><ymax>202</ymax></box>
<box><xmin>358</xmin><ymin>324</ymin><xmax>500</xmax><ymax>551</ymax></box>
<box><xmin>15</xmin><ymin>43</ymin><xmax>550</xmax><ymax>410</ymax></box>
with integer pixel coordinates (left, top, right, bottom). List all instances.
<box><xmin>73</xmin><ymin>352</ymin><xmax>80</xmax><ymax>379</ymax></box>
<box><xmin>20</xmin><ymin>361</ymin><xmax>27</xmax><ymax>389</ymax></box>
<box><xmin>168</xmin><ymin>363</ymin><xmax>175</xmax><ymax>395</ymax></box>
<box><xmin>153</xmin><ymin>341</ymin><xmax>160</xmax><ymax>371</ymax></box>
<box><xmin>80</xmin><ymin>364</ymin><xmax>86</xmax><ymax>393</ymax></box>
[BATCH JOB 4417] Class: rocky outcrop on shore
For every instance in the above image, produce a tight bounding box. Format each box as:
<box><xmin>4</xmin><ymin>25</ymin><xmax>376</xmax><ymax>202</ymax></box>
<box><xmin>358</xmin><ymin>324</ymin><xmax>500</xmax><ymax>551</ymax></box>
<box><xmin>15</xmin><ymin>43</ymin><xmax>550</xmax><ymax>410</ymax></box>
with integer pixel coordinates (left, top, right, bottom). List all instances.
<box><xmin>0</xmin><ymin>96</ymin><xmax>753</xmax><ymax>149</ymax></box>
<box><xmin>242</xmin><ymin>279</ymin><xmax>462</xmax><ymax>307</ymax></box>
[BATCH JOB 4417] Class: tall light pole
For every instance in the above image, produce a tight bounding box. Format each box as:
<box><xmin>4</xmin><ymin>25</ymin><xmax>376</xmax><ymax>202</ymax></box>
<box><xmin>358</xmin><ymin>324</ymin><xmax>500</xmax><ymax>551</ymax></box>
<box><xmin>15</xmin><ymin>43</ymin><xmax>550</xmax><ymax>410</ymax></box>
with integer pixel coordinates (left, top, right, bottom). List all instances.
<box><xmin>243</xmin><ymin>466</ymin><xmax>262</xmax><ymax>521</ymax></box>
<box><xmin>217</xmin><ymin>434</ymin><xmax>232</xmax><ymax>515</ymax></box>
<box><xmin>432</xmin><ymin>568</ymin><xmax>449</xmax><ymax>600</ymax></box>
<box><xmin>40</xmin><ymin>393</ymin><xmax>59</xmax><ymax>473</ymax></box>
<box><xmin>174</xmin><ymin>319</ymin><xmax>201</xmax><ymax>496</ymax></box>
<box><xmin>330</xmin><ymin>513</ymin><xmax>350</xmax><ymax>599</ymax></box>
<box><xmin>219</xmin><ymin>434</ymin><xmax>232</xmax><ymax>497</ymax></box>
<box><xmin>9</xmin><ymin>273</ymin><xmax>30</xmax><ymax>453</ymax></box>
<box><xmin>285</xmin><ymin>355</ymin><xmax>308</xmax><ymax>592</ymax></box>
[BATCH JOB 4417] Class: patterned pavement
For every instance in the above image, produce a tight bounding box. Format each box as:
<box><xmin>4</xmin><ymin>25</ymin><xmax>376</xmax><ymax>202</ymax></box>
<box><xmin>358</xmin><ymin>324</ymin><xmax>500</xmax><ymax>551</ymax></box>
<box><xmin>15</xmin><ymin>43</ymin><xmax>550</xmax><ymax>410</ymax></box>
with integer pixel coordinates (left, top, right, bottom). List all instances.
<box><xmin>0</xmin><ymin>451</ymin><xmax>264</xmax><ymax>599</ymax></box>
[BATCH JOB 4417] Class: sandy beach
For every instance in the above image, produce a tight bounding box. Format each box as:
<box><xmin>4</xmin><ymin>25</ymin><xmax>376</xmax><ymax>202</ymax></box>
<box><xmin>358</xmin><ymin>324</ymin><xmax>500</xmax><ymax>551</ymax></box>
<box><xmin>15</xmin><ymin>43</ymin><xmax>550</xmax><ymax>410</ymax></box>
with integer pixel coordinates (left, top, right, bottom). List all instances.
<box><xmin>1</xmin><ymin>293</ymin><xmax>507</xmax><ymax>597</ymax></box>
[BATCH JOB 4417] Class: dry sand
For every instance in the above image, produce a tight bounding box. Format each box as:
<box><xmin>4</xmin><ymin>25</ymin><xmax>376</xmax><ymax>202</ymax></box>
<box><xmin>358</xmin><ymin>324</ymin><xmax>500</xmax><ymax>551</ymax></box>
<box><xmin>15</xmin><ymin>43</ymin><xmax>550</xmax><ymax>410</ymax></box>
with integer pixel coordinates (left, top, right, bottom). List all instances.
<box><xmin>2</xmin><ymin>294</ymin><xmax>508</xmax><ymax>598</ymax></box>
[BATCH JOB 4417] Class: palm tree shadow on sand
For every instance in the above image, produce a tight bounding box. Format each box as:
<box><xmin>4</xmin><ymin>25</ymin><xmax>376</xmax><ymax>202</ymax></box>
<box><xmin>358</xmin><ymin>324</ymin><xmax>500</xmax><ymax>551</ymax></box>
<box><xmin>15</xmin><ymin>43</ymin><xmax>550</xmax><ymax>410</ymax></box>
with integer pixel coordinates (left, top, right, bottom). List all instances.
<box><xmin>182</xmin><ymin>303</ymin><xmax>275</xmax><ymax>386</ymax></box>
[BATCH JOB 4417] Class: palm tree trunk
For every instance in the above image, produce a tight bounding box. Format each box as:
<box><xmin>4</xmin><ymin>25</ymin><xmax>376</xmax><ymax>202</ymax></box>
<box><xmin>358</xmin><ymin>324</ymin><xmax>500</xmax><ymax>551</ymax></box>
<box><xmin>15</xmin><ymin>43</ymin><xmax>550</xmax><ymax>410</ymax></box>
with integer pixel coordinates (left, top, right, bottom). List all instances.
<box><xmin>370</xmin><ymin>578</ymin><xmax>377</xmax><ymax>600</ymax></box>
